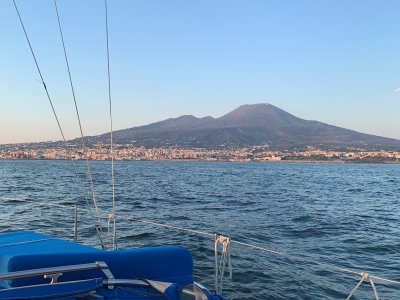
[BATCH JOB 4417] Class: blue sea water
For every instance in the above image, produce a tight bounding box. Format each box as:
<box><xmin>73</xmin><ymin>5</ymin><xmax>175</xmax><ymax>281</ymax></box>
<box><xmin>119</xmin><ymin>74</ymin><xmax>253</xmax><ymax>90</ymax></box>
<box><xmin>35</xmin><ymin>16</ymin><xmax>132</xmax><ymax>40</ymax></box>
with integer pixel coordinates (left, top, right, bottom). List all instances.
<box><xmin>1</xmin><ymin>160</ymin><xmax>400</xmax><ymax>299</ymax></box>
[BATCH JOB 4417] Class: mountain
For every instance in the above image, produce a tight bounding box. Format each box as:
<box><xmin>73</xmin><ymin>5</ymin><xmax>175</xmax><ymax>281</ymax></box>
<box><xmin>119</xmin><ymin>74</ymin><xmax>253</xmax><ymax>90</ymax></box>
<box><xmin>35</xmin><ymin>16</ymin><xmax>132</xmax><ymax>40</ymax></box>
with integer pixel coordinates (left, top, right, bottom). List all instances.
<box><xmin>92</xmin><ymin>103</ymin><xmax>400</xmax><ymax>150</ymax></box>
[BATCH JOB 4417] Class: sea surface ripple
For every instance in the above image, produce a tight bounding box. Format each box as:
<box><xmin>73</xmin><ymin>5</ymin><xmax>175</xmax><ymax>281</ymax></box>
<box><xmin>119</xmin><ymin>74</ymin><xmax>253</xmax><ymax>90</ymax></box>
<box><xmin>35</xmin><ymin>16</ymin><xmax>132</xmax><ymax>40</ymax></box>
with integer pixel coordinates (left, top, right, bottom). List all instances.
<box><xmin>1</xmin><ymin>160</ymin><xmax>400</xmax><ymax>299</ymax></box>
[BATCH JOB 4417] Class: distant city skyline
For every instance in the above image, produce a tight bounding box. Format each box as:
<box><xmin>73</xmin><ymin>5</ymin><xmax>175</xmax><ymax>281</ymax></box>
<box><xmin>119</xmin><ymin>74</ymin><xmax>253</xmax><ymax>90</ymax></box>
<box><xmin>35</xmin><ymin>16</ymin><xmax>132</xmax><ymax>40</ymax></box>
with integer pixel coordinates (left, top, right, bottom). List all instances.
<box><xmin>1</xmin><ymin>0</ymin><xmax>400</xmax><ymax>145</ymax></box>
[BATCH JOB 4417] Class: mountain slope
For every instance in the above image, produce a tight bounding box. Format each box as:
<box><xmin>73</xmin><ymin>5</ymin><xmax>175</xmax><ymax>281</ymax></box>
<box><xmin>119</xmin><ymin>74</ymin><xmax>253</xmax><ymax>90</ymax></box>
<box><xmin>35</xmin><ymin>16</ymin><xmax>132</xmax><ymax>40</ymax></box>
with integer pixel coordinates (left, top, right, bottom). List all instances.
<box><xmin>95</xmin><ymin>103</ymin><xmax>400</xmax><ymax>149</ymax></box>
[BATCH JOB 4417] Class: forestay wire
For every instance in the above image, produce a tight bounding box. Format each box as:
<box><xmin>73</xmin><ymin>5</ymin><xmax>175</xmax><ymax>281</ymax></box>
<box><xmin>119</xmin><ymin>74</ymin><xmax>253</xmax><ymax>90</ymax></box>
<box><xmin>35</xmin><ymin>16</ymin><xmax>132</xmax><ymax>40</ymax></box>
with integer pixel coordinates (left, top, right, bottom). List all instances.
<box><xmin>15</xmin><ymin>0</ymin><xmax>122</xmax><ymax>251</ymax></box>
<box><xmin>53</xmin><ymin>0</ymin><xmax>105</xmax><ymax>249</ymax></box>
<box><xmin>12</xmin><ymin>0</ymin><xmax>65</xmax><ymax>143</ymax></box>
<box><xmin>104</xmin><ymin>0</ymin><xmax>117</xmax><ymax>250</ymax></box>
<box><xmin>13</xmin><ymin>0</ymin><xmax>104</xmax><ymax>248</ymax></box>
<box><xmin>12</xmin><ymin>0</ymin><xmax>106</xmax><ymax>248</ymax></box>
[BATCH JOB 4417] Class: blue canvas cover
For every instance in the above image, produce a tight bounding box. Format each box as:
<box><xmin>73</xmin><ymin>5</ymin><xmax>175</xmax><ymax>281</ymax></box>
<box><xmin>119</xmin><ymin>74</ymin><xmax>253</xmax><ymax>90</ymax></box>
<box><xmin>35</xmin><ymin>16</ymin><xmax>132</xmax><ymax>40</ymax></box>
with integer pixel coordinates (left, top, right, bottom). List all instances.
<box><xmin>0</xmin><ymin>231</ymin><xmax>194</xmax><ymax>289</ymax></box>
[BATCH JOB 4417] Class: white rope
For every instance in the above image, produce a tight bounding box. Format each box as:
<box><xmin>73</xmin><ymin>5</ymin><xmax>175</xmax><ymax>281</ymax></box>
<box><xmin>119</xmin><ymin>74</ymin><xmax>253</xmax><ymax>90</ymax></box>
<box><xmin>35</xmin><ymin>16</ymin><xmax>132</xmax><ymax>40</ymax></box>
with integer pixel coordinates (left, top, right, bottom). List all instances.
<box><xmin>1</xmin><ymin>205</ymin><xmax>399</xmax><ymax>298</ymax></box>
<box><xmin>346</xmin><ymin>274</ymin><xmax>366</xmax><ymax>300</ymax></box>
<box><xmin>125</xmin><ymin>214</ymin><xmax>400</xmax><ymax>298</ymax></box>
<box><xmin>128</xmin><ymin>216</ymin><xmax>286</xmax><ymax>257</ymax></box>
<box><xmin>370</xmin><ymin>278</ymin><xmax>380</xmax><ymax>300</ymax></box>
<box><xmin>214</xmin><ymin>235</ymin><xmax>232</xmax><ymax>294</ymax></box>
<box><xmin>342</xmin><ymin>269</ymin><xmax>400</xmax><ymax>300</ymax></box>
<box><xmin>341</xmin><ymin>268</ymin><xmax>400</xmax><ymax>285</ymax></box>
<box><xmin>107</xmin><ymin>211</ymin><xmax>116</xmax><ymax>249</ymax></box>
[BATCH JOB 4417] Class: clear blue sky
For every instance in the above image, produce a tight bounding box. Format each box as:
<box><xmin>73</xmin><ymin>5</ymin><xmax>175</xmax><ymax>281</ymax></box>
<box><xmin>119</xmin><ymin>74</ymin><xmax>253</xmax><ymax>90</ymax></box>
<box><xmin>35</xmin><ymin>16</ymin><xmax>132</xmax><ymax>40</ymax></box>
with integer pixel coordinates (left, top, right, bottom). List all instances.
<box><xmin>1</xmin><ymin>0</ymin><xmax>400</xmax><ymax>144</ymax></box>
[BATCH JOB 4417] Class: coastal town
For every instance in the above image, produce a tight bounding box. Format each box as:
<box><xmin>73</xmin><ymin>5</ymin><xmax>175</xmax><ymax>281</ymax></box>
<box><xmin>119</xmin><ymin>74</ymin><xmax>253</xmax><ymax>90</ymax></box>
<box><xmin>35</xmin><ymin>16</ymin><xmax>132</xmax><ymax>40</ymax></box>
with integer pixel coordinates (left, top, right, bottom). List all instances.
<box><xmin>1</xmin><ymin>143</ymin><xmax>400</xmax><ymax>163</ymax></box>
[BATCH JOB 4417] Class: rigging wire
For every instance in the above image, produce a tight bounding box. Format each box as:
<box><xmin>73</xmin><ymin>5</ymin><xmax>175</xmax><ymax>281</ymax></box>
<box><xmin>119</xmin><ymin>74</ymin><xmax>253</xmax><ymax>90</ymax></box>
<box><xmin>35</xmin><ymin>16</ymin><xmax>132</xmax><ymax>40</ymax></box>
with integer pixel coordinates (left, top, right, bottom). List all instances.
<box><xmin>126</xmin><ymin>214</ymin><xmax>400</xmax><ymax>296</ymax></box>
<box><xmin>13</xmin><ymin>0</ymin><xmax>105</xmax><ymax>249</ymax></box>
<box><xmin>53</xmin><ymin>0</ymin><xmax>105</xmax><ymax>249</ymax></box>
<box><xmin>104</xmin><ymin>0</ymin><xmax>117</xmax><ymax>250</ymax></box>
<box><xmin>12</xmin><ymin>0</ymin><xmax>65</xmax><ymax>143</ymax></box>
<box><xmin>13</xmin><ymin>0</ymin><xmax>99</xmax><ymax>243</ymax></box>
<box><xmin>12</xmin><ymin>0</ymin><xmax>89</xmax><ymax>239</ymax></box>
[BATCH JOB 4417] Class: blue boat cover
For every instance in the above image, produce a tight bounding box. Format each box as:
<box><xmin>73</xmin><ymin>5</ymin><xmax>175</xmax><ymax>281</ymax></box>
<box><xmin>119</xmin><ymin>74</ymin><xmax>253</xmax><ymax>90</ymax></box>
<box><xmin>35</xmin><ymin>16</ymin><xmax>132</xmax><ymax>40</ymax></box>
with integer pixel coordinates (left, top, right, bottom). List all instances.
<box><xmin>0</xmin><ymin>231</ymin><xmax>194</xmax><ymax>289</ymax></box>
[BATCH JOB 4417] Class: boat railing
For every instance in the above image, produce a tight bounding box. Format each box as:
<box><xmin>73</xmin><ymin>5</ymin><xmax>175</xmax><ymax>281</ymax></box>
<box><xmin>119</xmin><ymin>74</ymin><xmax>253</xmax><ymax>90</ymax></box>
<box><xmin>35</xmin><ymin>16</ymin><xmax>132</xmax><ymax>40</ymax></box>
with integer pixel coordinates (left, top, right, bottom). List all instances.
<box><xmin>0</xmin><ymin>261</ymin><xmax>112</xmax><ymax>283</ymax></box>
<box><xmin>341</xmin><ymin>268</ymin><xmax>400</xmax><ymax>300</ymax></box>
<box><xmin>1</xmin><ymin>197</ymin><xmax>78</xmax><ymax>242</ymax></box>
<box><xmin>2</xmin><ymin>198</ymin><xmax>400</xmax><ymax>298</ymax></box>
<box><xmin>122</xmin><ymin>214</ymin><xmax>400</xmax><ymax>299</ymax></box>
<box><xmin>0</xmin><ymin>259</ymin><xmax>211</xmax><ymax>299</ymax></box>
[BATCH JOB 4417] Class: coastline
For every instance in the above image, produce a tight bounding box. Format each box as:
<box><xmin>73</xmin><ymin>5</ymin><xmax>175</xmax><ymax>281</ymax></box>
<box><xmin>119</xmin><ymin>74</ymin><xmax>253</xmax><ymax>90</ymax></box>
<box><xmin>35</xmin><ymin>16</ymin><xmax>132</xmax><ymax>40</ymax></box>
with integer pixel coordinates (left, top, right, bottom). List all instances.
<box><xmin>1</xmin><ymin>158</ymin><xmax>400</xmax><ymax>164</ymax></box>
